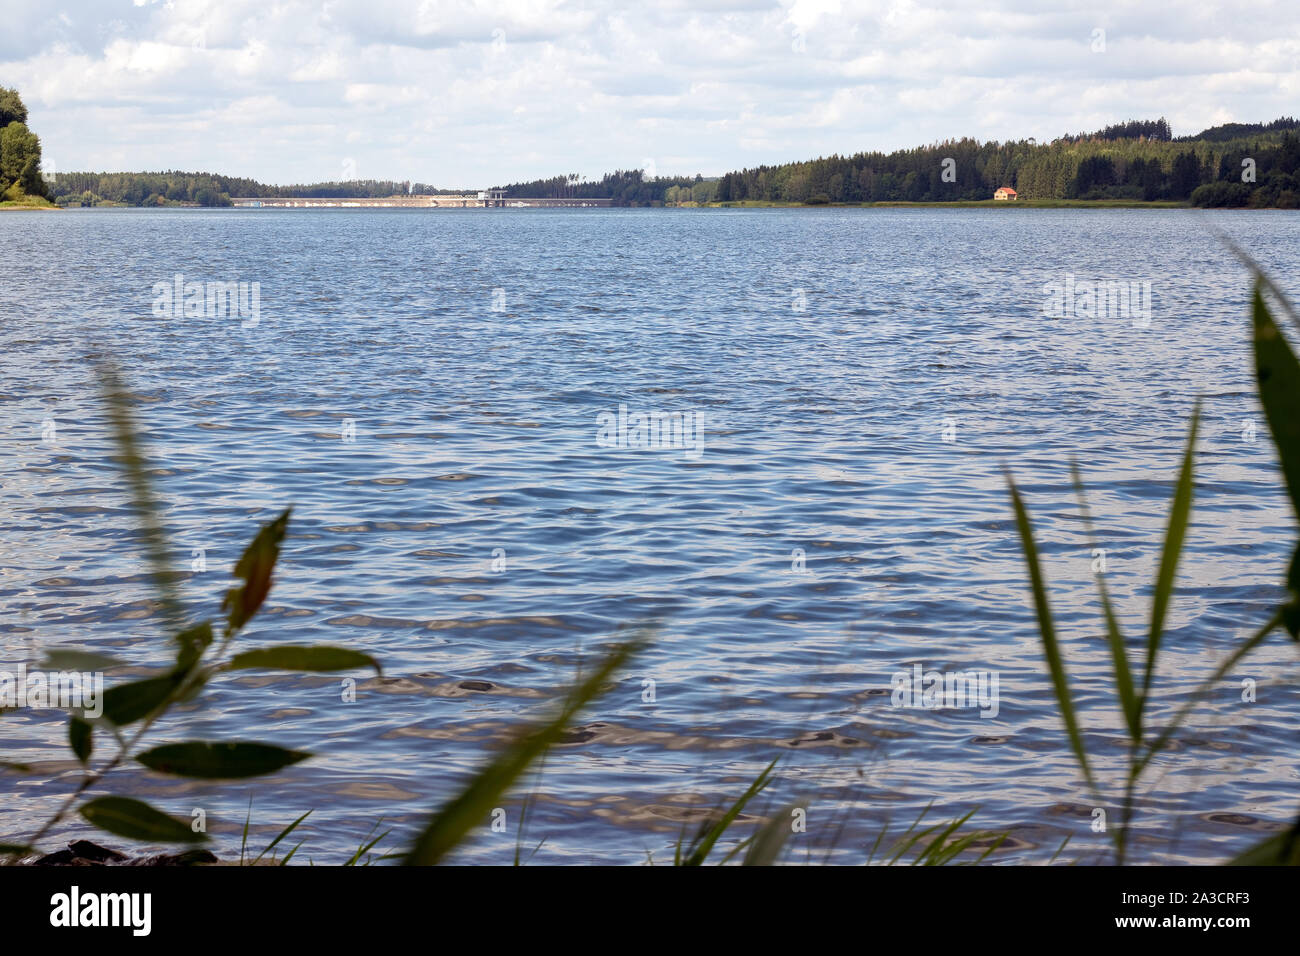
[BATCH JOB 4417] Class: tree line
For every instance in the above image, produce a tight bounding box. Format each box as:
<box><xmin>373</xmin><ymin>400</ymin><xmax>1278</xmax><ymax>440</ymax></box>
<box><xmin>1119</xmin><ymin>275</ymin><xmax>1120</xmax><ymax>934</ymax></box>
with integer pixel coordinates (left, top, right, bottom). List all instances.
<box><xmin>497</xmin><ymin>116</ymin><xmax>1300</xmax><ymax>208</ymax></box>
<box><xmin>1059</xmin><ymin>118</ymin><xmax>1172</xmax><ymax>143</ymax></box>
<box><xmin>47</xmin><ymin>172</ymin><xmax>478</xmax><ymax>207</ymax></box>
<box><xmin>493</xmin><ymin>169</ymin><xmax>705</xmax><ymax>204</ymax></box>
<box><xmin>709</xmin><ymin>122</ymin><xmax>1299</xmax><ymax>206</ymax></box>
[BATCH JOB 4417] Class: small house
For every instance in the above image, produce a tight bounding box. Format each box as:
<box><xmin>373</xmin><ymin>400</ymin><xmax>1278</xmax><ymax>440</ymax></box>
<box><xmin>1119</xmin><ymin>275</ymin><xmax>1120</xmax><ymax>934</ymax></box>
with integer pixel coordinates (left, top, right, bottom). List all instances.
<box><xmin>994</xmin><ymin>187</ymin><xmax>1018</xmax><ymax>201</ymax></box>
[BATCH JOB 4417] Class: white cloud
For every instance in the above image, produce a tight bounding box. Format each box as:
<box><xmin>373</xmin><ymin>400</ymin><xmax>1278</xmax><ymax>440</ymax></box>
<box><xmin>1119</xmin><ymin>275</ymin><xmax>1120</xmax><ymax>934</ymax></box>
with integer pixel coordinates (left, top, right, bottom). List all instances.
<box><xmin>2</xmin><ymin>0</ymin><xmax>1297</xmax><ymax>186</ymax></box>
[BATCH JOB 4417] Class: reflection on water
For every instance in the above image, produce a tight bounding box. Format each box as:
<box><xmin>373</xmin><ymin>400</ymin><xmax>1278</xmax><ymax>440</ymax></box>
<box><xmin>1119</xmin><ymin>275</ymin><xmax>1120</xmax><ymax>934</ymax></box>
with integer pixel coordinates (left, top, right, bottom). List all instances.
<box><xmin>2</xmin><ymin>207</ymin><xmax>1298</xmax><ymax>863</ymax></box>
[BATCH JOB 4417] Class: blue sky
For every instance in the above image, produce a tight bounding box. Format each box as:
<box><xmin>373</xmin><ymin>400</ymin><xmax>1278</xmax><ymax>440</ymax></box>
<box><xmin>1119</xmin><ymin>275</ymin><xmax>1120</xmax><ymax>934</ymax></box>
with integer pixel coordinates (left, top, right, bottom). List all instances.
<box><xmin>5</xmin><ymin>0</ymin><xmax>1298</xmax><ymax>187</ymax></box>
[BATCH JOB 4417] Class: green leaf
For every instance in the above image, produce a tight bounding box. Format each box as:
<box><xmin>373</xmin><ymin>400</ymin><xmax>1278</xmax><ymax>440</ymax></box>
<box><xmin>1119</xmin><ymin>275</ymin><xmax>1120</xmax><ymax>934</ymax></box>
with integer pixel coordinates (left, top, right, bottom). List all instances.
<box><xmin>137</xmin><ymin>741</ymin><xmax>311</xmax><ymax>779</ymax></box>
<box><xmin>1140</xmin><ymin>405</ymin><xmax>1200</xmax><ymax>713</ymax></box>
<box><xmin>79</xmin><ymin>796</ymin><xmax>208</xmax><ymax>844</ymax></box>
<box><xmin>222</xmin><ymin>509</ymin><xmax>291</xmax><ymax>634</ymax></box>
<box><xmin>41</xmin><ymin>650</ymin><xmax>126</xmax><ymax>671</ymax></box>
<box><xmin>101</xmin><ymin>674</ymin><xmax>181</xmax><ymax>726</ymax></box>
<box><xmin>1253</xmin><ymin>283</ymin><xmax>1300</xmax><ymax>640</ymax></box>
<box><xmin>403</xmin><ymin>638</ymin><xmax>644</xmax><ymax>866</ymax></box>
<box><xmin>1227</xmin><ymin>827</ymin><xmax>1300</xmax><ymax>866</ymax></box>
<box><xmin>0</xmin><ymin>843</ymin><xmax>35</xmax><ymax>856</ymax></box>
<box><xmin>1006</xmin><ymin>471</ymin><xmax>1094</xmax><ymax>789</ymax></box>
<box><xmin>1282</xmin><ymin>599</ymin><xmax>1300</xmax><ymax>642</ymax></box>
<box><xmin>227</xmin><ymin>645</ymin><xmax>381</xmax><ymax>676</ymax></box>
<box><xmin>69</xmin><ymin>716</ymin><xmax>93</xmax><ymax>764</ymax></box>
<box><xmin>175</xmin><ymin>621</ymin><xmax>214</xmax><ymax>673</ymax></box>
<box><xmin>1253</xmin><ymin>282</ymin><xmax>1300</xmax><ymax>522</ymax></box>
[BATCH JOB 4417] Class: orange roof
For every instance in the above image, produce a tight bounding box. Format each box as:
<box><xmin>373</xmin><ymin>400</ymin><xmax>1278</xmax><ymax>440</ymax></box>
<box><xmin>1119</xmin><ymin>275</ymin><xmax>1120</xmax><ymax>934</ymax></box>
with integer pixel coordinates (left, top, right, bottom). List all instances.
<box><xmin>998</xmin><ymin>187</ymin><xmax>1017</xmax><ymax>193</ymax></box>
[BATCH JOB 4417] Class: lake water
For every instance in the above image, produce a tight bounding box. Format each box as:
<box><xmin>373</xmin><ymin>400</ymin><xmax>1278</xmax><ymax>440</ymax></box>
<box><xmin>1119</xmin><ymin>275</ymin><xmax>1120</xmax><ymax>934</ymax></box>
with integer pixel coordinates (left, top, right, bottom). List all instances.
<box><xmin>2</xmin><ymin>206</ymin><xmax>1298</xmax><ymax>864</ymax></box>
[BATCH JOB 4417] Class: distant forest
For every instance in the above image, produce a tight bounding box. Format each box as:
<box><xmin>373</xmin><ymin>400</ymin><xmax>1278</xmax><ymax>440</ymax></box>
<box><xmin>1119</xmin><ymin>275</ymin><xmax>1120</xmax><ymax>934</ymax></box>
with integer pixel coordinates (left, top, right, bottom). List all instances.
<box><xmin>494</xmin><ymin>116</ymin><xmax>1299</xmax><ymax>208</ymax></box>
<box><xmin>1059</xmin><ymin>118</ymin><xmax>1172</xmax><ymax>142</ymax></box>
<box><xmin>48</xmin><ymin>115</ymin><xmax>1300</xmax><ymax>208</ymax></box>
<box><xmin>49</xmin><ymin>174</ymin><xmax>468</xmax><ymax>207</ymax></box>
<box><xmin>494</xmin><ymin>169</ymin><xmax>708</xmax><ymax>204</ymax></box>
<box><xmin>691</xmin><ymin>116</ymin><xmax>1300</xmax><ymax>207</ymax></box>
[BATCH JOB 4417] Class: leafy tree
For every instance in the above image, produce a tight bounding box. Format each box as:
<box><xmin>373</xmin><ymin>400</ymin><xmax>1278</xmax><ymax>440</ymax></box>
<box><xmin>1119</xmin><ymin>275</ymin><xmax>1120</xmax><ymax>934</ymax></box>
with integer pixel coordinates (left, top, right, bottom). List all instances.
<box><xmin>0</xmin><ymin>86</ymin><xmax>27</xmax><ymax>127</ymax></box>
<box><xmin>0</xmin><ymin>121</ymin><xmax>47</xmax><ymax>197</ymax></box>
<box><xmin>0</xmin><ymin>88</ymin><xmax>49</xmax><ymax>199</ymax></box>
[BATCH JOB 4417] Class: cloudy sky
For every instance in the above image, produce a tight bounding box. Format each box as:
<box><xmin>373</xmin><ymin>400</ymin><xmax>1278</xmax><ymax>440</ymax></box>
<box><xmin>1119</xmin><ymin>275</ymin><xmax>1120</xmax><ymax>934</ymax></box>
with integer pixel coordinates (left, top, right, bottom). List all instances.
<box><xmin>4</xmin><ymin>0</ymin><xmax>1298</xmax><ymax>188</ymax></box>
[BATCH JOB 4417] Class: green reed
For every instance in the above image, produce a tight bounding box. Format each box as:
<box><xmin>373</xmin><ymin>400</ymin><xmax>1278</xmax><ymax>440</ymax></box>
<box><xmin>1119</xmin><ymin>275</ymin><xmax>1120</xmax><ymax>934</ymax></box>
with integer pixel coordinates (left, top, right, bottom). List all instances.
<box><xmin>1007</xmin><ymin>259</ymin><xmax>1300</xmax><ymax>865</ymax></box>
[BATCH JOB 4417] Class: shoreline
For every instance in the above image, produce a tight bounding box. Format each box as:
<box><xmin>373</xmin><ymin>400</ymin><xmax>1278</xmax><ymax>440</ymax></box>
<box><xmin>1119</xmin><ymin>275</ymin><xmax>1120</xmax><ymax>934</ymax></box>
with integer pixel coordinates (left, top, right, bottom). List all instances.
<box><xmin>692</xmin><ymin>198</ymin><xmax>1192</xmax><ymax>209</ymax></box>
<box><xmin>25</xmin><ymin>198</ymin><xmax>1290</xmax><ymax>211</ymax></box>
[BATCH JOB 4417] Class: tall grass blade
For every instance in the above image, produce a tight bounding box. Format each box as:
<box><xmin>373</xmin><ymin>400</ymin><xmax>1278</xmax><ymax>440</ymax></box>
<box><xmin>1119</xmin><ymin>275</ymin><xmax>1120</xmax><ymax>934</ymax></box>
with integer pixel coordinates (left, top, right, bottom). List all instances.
<box><xmin>1251</xmin><ymin>280</ymin><xmax>1300</xmax><ymax>638</ymax></box>
<box><xmin>1252</xmin><ymin>282</ymin><xmax>1300</xmax><ymax>522</ymax></box>
<box><xmin>741</xmin><ymin>806</ymin><xmax>792</xmax><ymax>866</ymax></box>
<box><xmin>403</xmin><ymin>638</ymin><xmax>643</xmax><ymax>865</ymax></box>
<box><xmin>1140</xmin><ymin>406</ymin><xmax>1200</xmax><ymax>710</ymax></box>
<box><xmin>239</xmin><ymin>796</ymin><xmax>252</xmax><ymax>866</ymax></box>
<box><xmin>1227</xmin><ymin>815</ymin><xmax>1300</xmax><ymax>866</ymax></box>
<box><xmin>1136</xmin><ymin>607</ymin><xmax>1283</xmax><ymax>774</ymax></box>
<box><xmin>886</xmin><ymin>823</ymin><xmax>943</xmax><ymax>866</ymax></box>
<box><xmin>513</xmin><ymin>758</ymin><xmax>548</xmax><ymax>866</ymax></box>
<box><xmin>680</xmin><ymin>758</ymin><xmax>778</xmax><ymax>866</ymax></box>
<box><xmin>1006</xmin><ymin>472</ymin><xmax>1094</xmax><ymax>788</ymax></box>
<box><xmin>865</xmin><ymin>820</ymin><xmax>889</xmax><ymax>865</ymax></box>
<box><xmin>970</xmin><ymin>832</ymin><xmax>1010</xmax><ymax>864</ymax></box>
<box><xmin>279</xmin><ymin>839</ymin><xmax>305</xmax><ymax>866</ymax></box>
<box><xmin>913</xmin><ymin>808</ymin><xmax>977</xmax><ymax>865</ymax></box>
<box><xmin>95</xmin><ymin>361</ymin><xmax>183</xmax><ymax>632</ymax></box>
<box><xmin>930</xmin><ymin>831</ymin><xmax>999</xmax><ymax>866</ymax></box>
<box><xmin>883</xmin><ymin>801</ymin><xmax>935</xmax><ymax>865</ymax></box>
<box><xmin>253</xmin><ymin>809</ymin><xmax>312</xmax><ymax>865</ymax></box>
<box><xmin>344</xmin><ymin>821</ymin><xmax>391</xmax><ymax>866</ymax></box>
<box><xmin>1048</xmin><ymin>834</ymin><xmax>1072</xmax><ymax>864</ymax></box>
<box><xmin>1070</xmin><ymin>463</ymin><xmax>1141</xmax><ymax>740</ymax></box>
